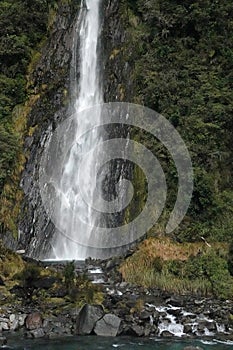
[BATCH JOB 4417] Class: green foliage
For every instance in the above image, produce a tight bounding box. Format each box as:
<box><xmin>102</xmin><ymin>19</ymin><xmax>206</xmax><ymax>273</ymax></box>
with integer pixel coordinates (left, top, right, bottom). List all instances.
<box><xmin>125</xmin><ymin>0</ymin><xmax>233</xmax><ymax>243</ymax></box>
<box><xmin>16</xmin><ymin>263</ymin><xmax>41</xmax><ymax>302</ymax></box>
<box><xmin>152</xmin><ymin>256</ymin><xmax>163</xmax><ymax>273</ymax></box>
<box><xmin>63</xmin><ymin>261</ymin><xmax>75</xmax><ymax>290</ymax></box>
<box><xmin>0</xmin><ymin>0</ymin><xmax>49</xmax><ymax>196</ymax></box>
<box><xmin>0</xmin><ymin>125</ymin><xmax>19</xmax><ymax>191</ymax></box>
<box><xmin>17</xmin><ymin>263</ymin><xmax>41</xmax><ymax>287</ymax></box>
<box><xmin>179</xmin><ymin>251</ymin><xmax>233</xmax><ymax>299</ymax></box>
<box><xmin>121</xmin><ymin>238</ymin><xmax>233</xmax><ymax>298</ymax></box>
<box><xmin>62</xmin><ymin>262</ymin><xmax>103</xmax><ymax>305</ymax></box>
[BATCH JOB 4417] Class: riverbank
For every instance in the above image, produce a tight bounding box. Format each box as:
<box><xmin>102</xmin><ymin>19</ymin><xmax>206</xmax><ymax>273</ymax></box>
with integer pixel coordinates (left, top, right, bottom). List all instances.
<box><xmin>0</xmin><ymin>255</ymin><xmax>232</xmax><ymax>345</ymax></box>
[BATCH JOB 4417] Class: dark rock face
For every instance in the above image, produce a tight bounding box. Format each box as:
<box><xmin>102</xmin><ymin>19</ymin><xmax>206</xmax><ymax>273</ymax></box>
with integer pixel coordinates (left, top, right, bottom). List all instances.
<box><xmin>18</xmin><ymin>1</ymin><xmax>81</xmax><ymax>258</ymax></box>
<box><xmin>102</xmin><ymin>1</ymin><xmax>135</xmax><ymax>104</ymax></box>
<box><xmin>94</xmin><ymin>314</ymin><xmax>121</xmax><ymax>336</ymax></box>
<box><xmin>76</xmin><ymin>304</ymin><xmax>104</xmax><ymax>335</ymax></box>
<box><xmin>16</xmin><ymin>0</ymin><xmax>134</xmax><ymax>259</ymax></box>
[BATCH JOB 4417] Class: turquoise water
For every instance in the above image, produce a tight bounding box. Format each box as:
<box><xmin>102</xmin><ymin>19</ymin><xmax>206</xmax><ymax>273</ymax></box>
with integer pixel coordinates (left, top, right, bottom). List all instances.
<box><xmin>6</xmin><ymin>336</ymin><xmax>233</xmax><ymax>350</ymax></box>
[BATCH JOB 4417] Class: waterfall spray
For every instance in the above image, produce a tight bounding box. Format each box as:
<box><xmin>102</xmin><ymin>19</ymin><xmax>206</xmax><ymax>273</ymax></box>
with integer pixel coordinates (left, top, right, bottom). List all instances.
<box><xmin>52</xmin><ymin>0</ymin><xmax>103</xmax><ymax>260</ymax></box>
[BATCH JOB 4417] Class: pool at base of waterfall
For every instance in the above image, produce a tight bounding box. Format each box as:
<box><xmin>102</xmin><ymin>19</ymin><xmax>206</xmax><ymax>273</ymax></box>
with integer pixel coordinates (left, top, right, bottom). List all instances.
<box><xmin>5</xmin><ymin>336</ymin><xmax>233</xmax><ymax>350</ymax></box>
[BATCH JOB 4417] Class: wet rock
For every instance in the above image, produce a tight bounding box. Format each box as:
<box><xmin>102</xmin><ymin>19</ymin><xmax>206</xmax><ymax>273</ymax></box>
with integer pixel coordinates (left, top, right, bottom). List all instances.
<box><xmin>76</xmin><ymin>304</ymin><xmax>104</xmax><ymax>335</ymax></box>
<box><xmin>130</xmin><ymin>324</ymin><xmax>145</xmax><ymax>337</ymax></box>
<box><xmin>197</xmin><ymin>320</ymin><xmax>216</xmax><ymax>333</ymax></box>
<box><xmin>0</xmin><ymin>336</ymin><xmax>7</xmax><ymax>346</ymax></box>
<box><xmin>183</xmin><ymin>324</ymin><xmax>193</xmax><ymax>334</ymax></box>
<box><xmin>18</xmin><ymin>314</ymin><xmax>27</xmax><ymax>327</ymax></box>
<box><xmin>29</xmin><ymin>328</ymin><xmax>45</xmax><ymax>338</ymax></box>
<box><xmin>166</xmin><ymin>297</ymin><xmax>184</xmax><ymax>307</ymax></box>
<box><xmin>183</xmin><ymin>347</ymin><xmax>203</xmax><ymax>350</ymax></box>
<box><xmin>144</xmin><ymin>324</ymin><xmax>156</xmax><ymax>337</ymax></box>
<box><xmin>0</xmin><ymin>322</ymin><xmax>9</xmax><ymax>331</ymax></box>
<box><xmin>194</xmin><ymin>300</ymin><xmax>205</xmax><ymax>305</ymax></box>
<box><xmin>26</xmin><ymin>312</ymin><xmax>43</xmax><ymax>330</ymax></box>
<box><xmin>139</xmin><ymin>311</ymin><xmax>151</xmax><ymax>320</ymax></box>
<box><xmin>161</xmin><ymin>330</ymin><xmax>174</xmax><ymax>337</ymax></box>
<box><xmin>94</xmin><ymin>314</ymin><xmax>121</xmax><ymax>336</ymax></box>
<box><xmin>168</xmin><ymin>308</ymin><xmax>182</xmax><ymax>317</ymax></box>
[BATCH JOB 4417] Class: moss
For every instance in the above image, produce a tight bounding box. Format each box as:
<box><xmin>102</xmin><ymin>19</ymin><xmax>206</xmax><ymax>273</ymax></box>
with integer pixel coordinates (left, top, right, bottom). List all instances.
<box><xmin>130</xmin><ymin>298</ymin><xmax>144</xmax><ymax>314</ymax></box>
<box><xmin>41</xmin><ymin>297</ymin><xmax>67</xmax><ymax>307</ymax></box>
<box><xmin>0</xmin><ymin>241</ymin><xmax>25</xmax><ymax>280</ymax></box>
<box><xmin>110</xmin><ymin>49</ymin><xmax>121</xmax><ymax>60</ymax></box>
<box><xmin>124</xmin><ymin>163</ymin><xmax>146</xmax><ymax>226</ymax></box>
<box><xmin>28</xmin><ymin>125</ymin><xmax>38</xmax><ymax>137</ymax></box>
<box><xmin>0</xmin><ymin>94</ymin><xmax>41</xmax><ymax>238</ymax></box>
<box><xmin>27</xmin><ymin>51</ymin><xmax>42</xmax><ymax>76</ymax></box>
<box><xmin>229</xmin><ymin>314</ymin><xmax>233</xmax><ymax>325</ymax></box>
<box><xmin>92</xmin><ymin>291</ymin><xmax>104</xmax><ymax>305</ymax></box>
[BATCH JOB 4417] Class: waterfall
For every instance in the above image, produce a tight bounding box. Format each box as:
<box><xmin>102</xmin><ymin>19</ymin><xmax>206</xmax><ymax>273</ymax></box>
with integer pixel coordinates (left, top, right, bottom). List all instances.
<box><xmin>51</xmin><ymin>0</ymin><xmax>103</xmax><ymax>260</ymax></box>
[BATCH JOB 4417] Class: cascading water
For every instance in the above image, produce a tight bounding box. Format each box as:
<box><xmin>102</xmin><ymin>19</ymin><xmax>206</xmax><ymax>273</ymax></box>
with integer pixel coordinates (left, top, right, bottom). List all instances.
<box><xmin>51</xmin><ymin>0</ymin><xmax>103</xmax><ymax>260</ymax></box>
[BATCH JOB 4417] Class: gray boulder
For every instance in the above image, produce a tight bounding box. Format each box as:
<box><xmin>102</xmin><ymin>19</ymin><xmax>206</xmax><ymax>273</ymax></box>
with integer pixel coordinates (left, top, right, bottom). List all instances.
<box><xmin>30</xmin><ymin>328</ymin><xmax>45</xmax><ymax>338</ymax></box>
<box><xmin>130</xmin><ymin>324</ymin><xmax>144</xmax><ymax>337</ymax></box>
<box><xmin>94</xmin><ymin>314</ymin><xmax>121</xmax><ymax>336</ymax></box>
<box><xmin>76</xmin><ymin>304</ymin><xmax>104</xmax><ymax>335</ymax></box>
<box><xmin>161</xmin><ymin>330</ymin><xmax>174</xmax><ymax>337</ymax></box>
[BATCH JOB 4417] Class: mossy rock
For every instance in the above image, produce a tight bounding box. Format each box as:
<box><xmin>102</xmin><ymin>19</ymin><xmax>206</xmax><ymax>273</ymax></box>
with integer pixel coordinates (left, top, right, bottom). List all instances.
<box><xmin>0</xmin><ymin>242</ymin><xmax>25</xmax><ymax>280</ymax></box>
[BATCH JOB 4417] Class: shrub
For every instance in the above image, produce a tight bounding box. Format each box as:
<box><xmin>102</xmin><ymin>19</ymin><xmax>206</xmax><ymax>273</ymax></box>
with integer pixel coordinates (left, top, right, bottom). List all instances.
<box><xmin>63</xmin><ymin>261</ymin><xmax>75</xmax><ymax>290</ymax></box>
<box><xmin>184</xmin><ymin>251</ymin><xmax>233</xmax><ymax>299</ymax></box>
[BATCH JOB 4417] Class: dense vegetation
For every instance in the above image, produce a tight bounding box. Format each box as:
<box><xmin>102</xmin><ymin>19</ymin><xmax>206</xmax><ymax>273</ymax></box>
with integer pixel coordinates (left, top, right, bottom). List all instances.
<box><xmin>0</xmin><ymin>0</ymin><xmax>50</xmax><ymax>193</ymax></box>
<box><xmin>119</xmin><ymin>0</ymin><xmax>233</xmax><ymax>297</ymax></box>
<box><xmin>124</xmin><ymin>0</ymin><xmax>233</xmax><ymax>243</ymax></box>
<box><xmin>121</xmin><ymin>237</ymin><xmax>233</xmax><ymax>298</ymax></box>
<box><xmin>0</xmin><ymin>0</ymin><xmax>232</xmax><ymax>297</ymax></box>
<box><xmin>0</xmin><ymin>242</ymin><xmax>102</xmax><ymax>307</ymax></box>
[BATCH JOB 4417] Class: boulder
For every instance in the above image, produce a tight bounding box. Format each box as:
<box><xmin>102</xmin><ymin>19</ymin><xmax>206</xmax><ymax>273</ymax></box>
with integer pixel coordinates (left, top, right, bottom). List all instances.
<box><xmin>139</xmin><ymin>311</ymin><xmax>151</xmax><ymax>320</ymax></box>
<box><xmin>76</xmin><ymin>304</ymin><xmax>104</xmax><ymax>335</ymax></box>
<box><xmin>30</xmin><ymin>328</ymin><xmax>45</xmax><ymax>338</ymax></box>
<box><xmin>1</xmin><ymin>322</ymin><xmax>9</xmax><ymax>330</ymax></box>
<box><xmin>18</xmin><ymin>314</ymin><xmax>27</xmax><ymax>326</ymax></box>
<box><xmin>0</xmin><ymin>336</ymin><xmax>7</xmax><ymax>346</ymax></box>
<box><xmin>130</xmin><ymin>324</ymin><xmax>145</xmax><ymax>337</ymax></box>
<box><xmin>94</xmin><ymin>314</ymin><xmax>121</xmax><ymax>336</ymax></box>
<box><xmin>183</xmin><ymin>324</ymin><xmax>193</xmax><ymax>334</ymax></box>
<box><xmin>197</xmin><ymin>320</ymin><xmax>216</xmax><ymax>333</ymax></box>
<box><xmin>161</xmin><ymin>330</ymin><xmax>174</xmax><ymax>337</ymax></box>
<box><xmin>26</xmin><ymin>312</ymin><xmax>43</xmax><ymax>330</ymax></box>
<box><xmin>166</xmin><ymin>296</ymin><xmax>184</xmax><ymax>307</ymax></box>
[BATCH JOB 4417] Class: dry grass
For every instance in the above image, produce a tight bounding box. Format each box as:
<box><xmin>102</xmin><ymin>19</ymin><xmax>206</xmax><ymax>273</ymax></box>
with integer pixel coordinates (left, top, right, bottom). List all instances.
<box><xmin>120</xmin><ymin>237</ymin><xmax>228</xmax><ymax>295</ymax></box>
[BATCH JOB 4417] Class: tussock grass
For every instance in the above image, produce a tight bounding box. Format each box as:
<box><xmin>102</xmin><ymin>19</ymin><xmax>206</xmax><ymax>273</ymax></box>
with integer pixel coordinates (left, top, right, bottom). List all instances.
<box><xmin>120</xmin><ymin>237</ymin><xmax>229</xmax><ymax>296</ymax></box>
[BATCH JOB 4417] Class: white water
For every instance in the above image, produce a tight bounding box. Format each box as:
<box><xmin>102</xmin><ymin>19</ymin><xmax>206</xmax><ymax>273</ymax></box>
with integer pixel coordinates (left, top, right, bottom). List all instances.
<box><xmin>145</xmin><ymin>303</ymin><xmax>229</xmax><ymax>338</ymax></box>
<box><xmin>51</xmin><ymin>0</ymin><xmax>103</xmax><ymax>260</ymax></box>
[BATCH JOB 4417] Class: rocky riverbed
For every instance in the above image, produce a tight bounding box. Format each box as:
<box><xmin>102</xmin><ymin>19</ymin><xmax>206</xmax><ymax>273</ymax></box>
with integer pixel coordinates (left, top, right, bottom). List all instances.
<box><xmin>0</xmin><ymin>255</ymin><xmax>232</xmax><ymax>346</ymax></box>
